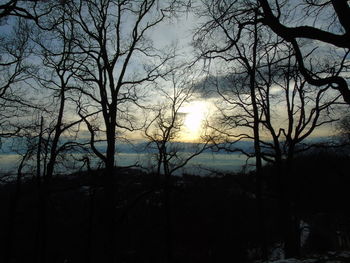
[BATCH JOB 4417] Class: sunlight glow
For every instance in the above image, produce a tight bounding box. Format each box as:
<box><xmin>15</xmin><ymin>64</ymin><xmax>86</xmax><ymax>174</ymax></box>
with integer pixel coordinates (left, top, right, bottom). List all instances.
<box><xmin>180</xmin><ymin>101</ymin><xmax>209</xmax><ymax>141</ymax></box>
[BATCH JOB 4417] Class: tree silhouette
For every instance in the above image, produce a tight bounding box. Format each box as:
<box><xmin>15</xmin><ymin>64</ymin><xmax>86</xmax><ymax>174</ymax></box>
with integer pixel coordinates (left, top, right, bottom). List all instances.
<box><xmin>0</xmin><ymin>18</ymin><xmax>33</xmax><ymax>142</ymax></box>
<box><xmin>0</xmin><ymin>0</ymin><xmax>38</xmax><ymax>20</ymax></box>
<box><xmin>194</xmin><ymin>0</ymin><xmax>345</xmax><ymax>258</ymax></box>
<box><xmin>144</xmin><ymin>69</ymin><xmax>210</xmax><ymax>262</ymax></box>
<box><xmin>145</xmin><ymin>71</ymin><xmax>209</xmax><ymax>177</ymax></box>
<box><xmin>67</xmin><ymin>0</ymin><xmax>176</xmax><ymax>174</ymax></box>
<box><xmin>194</xmin><ymin>4</ymin><xmax>270</xmax><ymax>258</ymax></box>
<box><xmin>258</xmin><ymin>0</ymin><xmax>350</xmax><ymax>104</ymax></box>
<box><xmin>61</xmin><ymin>0</ymin><xmax>180</xmax><ymax>261</ymax></box>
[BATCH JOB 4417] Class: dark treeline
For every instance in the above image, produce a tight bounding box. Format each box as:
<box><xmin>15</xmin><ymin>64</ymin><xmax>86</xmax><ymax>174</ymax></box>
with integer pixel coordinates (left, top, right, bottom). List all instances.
<box><xmin>1</xmin><ymin>151</ymin><xmax>350</xmax><ymax>263</ymax></box>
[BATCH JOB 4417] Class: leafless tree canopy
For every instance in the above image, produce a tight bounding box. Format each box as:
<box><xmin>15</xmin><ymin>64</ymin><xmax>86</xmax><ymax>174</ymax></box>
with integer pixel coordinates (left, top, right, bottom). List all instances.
<box><xmin>1</xmin><ymin>1</ymin><xmax>350</xmax><ymax>262</ymax></box>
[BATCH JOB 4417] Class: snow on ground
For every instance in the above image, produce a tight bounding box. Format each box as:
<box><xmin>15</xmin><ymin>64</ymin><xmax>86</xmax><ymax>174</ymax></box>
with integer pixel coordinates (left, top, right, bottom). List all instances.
<box><xmin>259</xmin><ymin>251</ymin><xmax>350</xmax><ymax>263</ymax></box>
<box><xmin>266</xmin><ymin>259</ymin><xmax>315</xmax><ymax>263</ymax></box>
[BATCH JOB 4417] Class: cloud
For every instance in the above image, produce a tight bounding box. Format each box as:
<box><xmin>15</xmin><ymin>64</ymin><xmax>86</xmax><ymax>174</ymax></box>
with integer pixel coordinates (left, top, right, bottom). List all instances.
<box><xmin>192</xmin><ymin>73</ymin><xmax>251</xmax><ymax>99</ymax></box>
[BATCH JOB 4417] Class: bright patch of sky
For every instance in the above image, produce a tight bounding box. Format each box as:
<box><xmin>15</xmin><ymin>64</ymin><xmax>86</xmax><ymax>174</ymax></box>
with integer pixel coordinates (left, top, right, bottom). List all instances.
<box><xmin>179</xmin><ymin>100</ymin><xmax>212</xmax><ymax>141</ymax></box>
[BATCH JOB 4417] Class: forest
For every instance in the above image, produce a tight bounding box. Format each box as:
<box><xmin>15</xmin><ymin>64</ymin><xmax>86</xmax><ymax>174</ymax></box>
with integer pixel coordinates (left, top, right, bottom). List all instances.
<box><xmin>1</xmin><ymin>0</ymin><xmax>350</xmax><ymax>262</ymax></box>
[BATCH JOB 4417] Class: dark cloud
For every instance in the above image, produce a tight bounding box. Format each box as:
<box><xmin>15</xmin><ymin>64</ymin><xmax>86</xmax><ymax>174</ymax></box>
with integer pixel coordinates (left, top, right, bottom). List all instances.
<box><xmin>193</xmin><ymin>73</ymin><xmax>251</xmax><ymax>99</ymax></box>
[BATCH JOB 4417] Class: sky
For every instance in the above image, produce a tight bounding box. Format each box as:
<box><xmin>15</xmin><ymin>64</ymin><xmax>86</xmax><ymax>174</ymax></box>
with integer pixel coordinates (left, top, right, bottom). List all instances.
<box><xmin>0</xmin><ymin>0</ymin><xmax>347</xmax><ymax>147</ymax></box>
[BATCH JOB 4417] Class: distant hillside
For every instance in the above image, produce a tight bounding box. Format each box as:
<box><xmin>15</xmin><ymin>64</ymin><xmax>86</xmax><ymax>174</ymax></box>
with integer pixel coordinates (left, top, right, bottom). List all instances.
<box><xmin>1</xmin><ymin>136</ymin><xmax>346</xmax><ymax>155</ymax></box>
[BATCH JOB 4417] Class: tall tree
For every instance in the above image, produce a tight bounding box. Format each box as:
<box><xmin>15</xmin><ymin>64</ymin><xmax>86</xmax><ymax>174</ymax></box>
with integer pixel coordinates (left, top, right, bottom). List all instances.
<box><xmin>33</xmin><ymin>6</ymin><xmax>94</xmax><ymax>178</ymax></box>
<box><xmin>194</xmin><ymin>2</ymin><xmax>269</xmax><ymax>258</ymax></box>
<box><xmin>0</xmin><ymin>0</ymin><xmax>65</xmax><ymax>146</ymax></box>
<box><xmin>69</xmin><ymin>0</ymin><xmax>176</xmax><ymax>174</ymax></box>
<box><xmin>64</xmin><ymin>0</ymin><xmax>179</xmax><ymax>261</ymax></box>
<box><xmin>194</xmin><ymin>0</ymin><xmax>344</xmax><ymax>258</ymax></box>
<box><xmin>145</xmin><ymin>71</ymin><xmax>210</xmax><ymax>177</ymax></box>
<box><xmin>144</xmin><ymin>70</ymin><xmax>210</xmax><ymax>262</ymax></box>
<box><xmin>30</xmin><ymin>8</ymin><xmax>96</xmax><ymax>262</ymax></box>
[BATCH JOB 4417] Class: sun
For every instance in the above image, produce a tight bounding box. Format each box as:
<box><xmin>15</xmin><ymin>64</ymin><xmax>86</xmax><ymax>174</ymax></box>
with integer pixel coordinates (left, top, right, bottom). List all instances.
<box><xmin>180</xmin><ymin>101</ymin><xmax>208</xmax><ymax>141</ymax></box>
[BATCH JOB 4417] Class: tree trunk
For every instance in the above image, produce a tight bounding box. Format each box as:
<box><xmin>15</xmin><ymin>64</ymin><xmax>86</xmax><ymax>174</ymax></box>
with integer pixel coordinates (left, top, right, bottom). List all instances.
<box><xmin>86</xmin><ymin>186</ymin><xmax>96</xmax><ymax>263</ymax></box>
<box><xmin>250</xmin><ymin>12</ymin><xmax>268</xmax><ymax>261</ymax></box>
<box><xmin>4</xmin><ymin>154</ymin><xmax>27</xmax><ymax>263</ymax></box>
<box><xmin>164</xmin><ymin>167</ymin><xmax>173</xmax><ymax>263</ymax></box>
<box><xmin>35</xmin><ymin>116</ymin><xmax>48</xmax><ymax>263</ymax></box>
<box><xmin>104</xmin><ymin>120</ymin><xmax>117</xmax><ymax>262</ymax></box>
<box><xmin>4</xmin><ymin>186</ymin><xmax>20</xmax><ymax>263</ymax></box>
<box><xmin>282</xmin><ymin>157</ymin><xmax>300</xmax><ymax>258</ymax></box>
<box><xmin>46</xmin><ymin>87</ymin><xmax>65</xmax><ymax>178</ymax></box>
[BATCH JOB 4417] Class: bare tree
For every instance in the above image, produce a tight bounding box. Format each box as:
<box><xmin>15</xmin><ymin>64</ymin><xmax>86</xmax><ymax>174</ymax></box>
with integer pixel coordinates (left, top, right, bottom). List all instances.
<box><xmin>203</xmin><ymin>40</ymin><xmax>342</xmax><ymax>258</ymax></box>
<box><xmin>30</xmin><ymin>9</ymin><xmax>94</xmax><ymax>262</ymax></box>
<box><xmin>257</xmin><ymin>42</ymin><xmax>342</xmax><ymax>257</ymax></box>
<box><xmin>0</xmin><ymin>0</ymin><xmax>71</xmax><ymax>146</ymax></box>
<box><xmin>194</xmin><ymin>0</ymin><xmax>346</xmax><ymax>258</ymax></box>
<box><xmin>60</xmin><ymin>1</ymin><xmax>181</xmax><ymax>261</ymax></box>
<box><xmin>0</xmin><ymin>17</ymin><xmax>34</xmax><ymax>142</ymax></box>
<box><xmin>0</xmin><ymin>5</ymin><xmax>94</xmax><ymax>262</ymax></box>
<box><xmin>257</xmin><ymin>0</ymin><xmax>350</xmax><ymax>104</ymax></box>
<box><xmin>0</xmin><ymin>0</ymin><xmax>39</xmax><ymax>20</ymax></box>
<box><xmin>33</xmin><ymin>7</ymin><xmax>95</xmax><ymax>178</ymax></box>
<box><xmin>67</xmin><ymin>0</ymin><xmax>177</xmax><ymax>174</ymax></box>
<box><xmin>259</xmin><ymin>46</ymin><xmax>343</xmax><ymax>164</ymax></box>
<box><xmin>0</xmin><ymin>22</ymin><xmax>42</xmax><ymax>261</ymax></box>
<box><xmin>144</xmin><ymin>70</ymin><xmax>210</xmax><ymax>262</ymax></box>
<box><xmin>194</xmin><ymin>2</ymin><xmax>270</xmax><ymax>258</ymax></box>
<box><xmin>0</xmin><ymin>0</ymin><xmax>69</xmax><ymax>155</ymax></box>
<box><xmin>145</xmin><ymin>71</ymin><xmax>210</xmax><ymax>177</ymax></box>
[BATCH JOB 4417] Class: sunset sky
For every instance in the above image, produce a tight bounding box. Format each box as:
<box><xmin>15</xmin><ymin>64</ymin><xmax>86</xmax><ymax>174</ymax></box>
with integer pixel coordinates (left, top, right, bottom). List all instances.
<box><xmin>0</xmin><ymin>1</ymin><xmax>346</xmax><ymax>145</ymax></box>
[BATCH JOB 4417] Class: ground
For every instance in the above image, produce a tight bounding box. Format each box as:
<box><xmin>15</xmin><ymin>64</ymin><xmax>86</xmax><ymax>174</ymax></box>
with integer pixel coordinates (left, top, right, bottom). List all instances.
<box><xmin>264</xmin><ymin>251</ymin><xmax>350</xmax><ymax>263</ymax></box>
